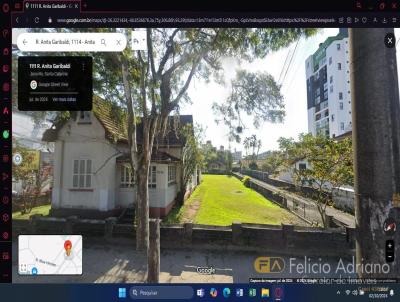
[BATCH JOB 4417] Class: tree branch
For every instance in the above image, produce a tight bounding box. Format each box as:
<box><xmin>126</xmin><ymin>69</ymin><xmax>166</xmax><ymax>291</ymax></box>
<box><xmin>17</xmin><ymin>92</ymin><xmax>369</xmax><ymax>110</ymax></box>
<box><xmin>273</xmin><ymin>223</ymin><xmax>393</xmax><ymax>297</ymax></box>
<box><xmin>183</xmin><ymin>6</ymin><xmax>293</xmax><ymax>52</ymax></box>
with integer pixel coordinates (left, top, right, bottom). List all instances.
<box><xmin>156</xmin><ymin>28</ymin><xmax>180</xmax><ymax>77</ymax></box>
<box><xmin>169</xmin><ymin>57</ymin><xmax>201</xmax><ymax>110</ymax></box>
<box><xmin>147</xmin><ymin>29</ymin><xmax>157</xmax><ymax>79</ymax></box>
<box><xmin>120</xmin><ymin>54</ymin><xmax>140</xmax><ymax>169</ymax></box>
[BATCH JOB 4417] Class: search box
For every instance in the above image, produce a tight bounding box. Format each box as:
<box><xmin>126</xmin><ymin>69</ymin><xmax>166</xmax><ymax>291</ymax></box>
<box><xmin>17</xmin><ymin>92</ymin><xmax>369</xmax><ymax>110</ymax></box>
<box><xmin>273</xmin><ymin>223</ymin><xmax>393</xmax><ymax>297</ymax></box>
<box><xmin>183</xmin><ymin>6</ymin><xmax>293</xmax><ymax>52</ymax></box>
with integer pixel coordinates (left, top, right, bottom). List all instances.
<box><xmin>16</xmin><ymin>33</ymin><xmax>127</xmax><ymax>52</ymax></box>
<box><xmin>129</xmin><ymin>286</ymin><xmax>194</xmax><ymax>300</ymax></box>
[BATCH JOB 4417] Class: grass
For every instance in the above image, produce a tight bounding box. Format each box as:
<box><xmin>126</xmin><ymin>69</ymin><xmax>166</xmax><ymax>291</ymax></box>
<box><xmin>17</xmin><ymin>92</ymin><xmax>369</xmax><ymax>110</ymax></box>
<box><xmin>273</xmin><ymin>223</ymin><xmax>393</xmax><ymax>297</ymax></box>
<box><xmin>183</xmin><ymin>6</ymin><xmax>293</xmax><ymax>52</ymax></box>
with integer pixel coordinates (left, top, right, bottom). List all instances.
<box><xmin>12</xmin><ymin>204</ymin><xmax>51</xmax><ymax>220</ymax></box>
<box><xmin>164</xmin><ymin>174</ymin><xmax>304</xmax><ymax>226</ymax></box>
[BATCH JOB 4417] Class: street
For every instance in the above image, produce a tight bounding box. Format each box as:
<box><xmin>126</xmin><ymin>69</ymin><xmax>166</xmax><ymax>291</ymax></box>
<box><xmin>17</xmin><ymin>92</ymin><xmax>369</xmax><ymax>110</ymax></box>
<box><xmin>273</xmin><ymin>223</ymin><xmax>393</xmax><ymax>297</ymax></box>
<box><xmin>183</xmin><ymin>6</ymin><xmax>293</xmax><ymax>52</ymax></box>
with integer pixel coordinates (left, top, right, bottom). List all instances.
<box><xmin>12</xmin><ymin>241</ymin><xmax>357</xmax><ymax>283</ymax></box>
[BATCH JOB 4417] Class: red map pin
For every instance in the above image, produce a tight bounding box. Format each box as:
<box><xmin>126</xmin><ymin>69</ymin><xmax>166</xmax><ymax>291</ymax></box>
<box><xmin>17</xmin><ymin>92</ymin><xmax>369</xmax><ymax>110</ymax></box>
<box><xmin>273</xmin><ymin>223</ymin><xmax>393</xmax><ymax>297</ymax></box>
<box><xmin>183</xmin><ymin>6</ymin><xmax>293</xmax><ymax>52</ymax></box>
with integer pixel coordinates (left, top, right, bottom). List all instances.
<box><xmin>64</xmin><ymin>240</ymin><xmax>72</xmax><ymax>256</ymax></box>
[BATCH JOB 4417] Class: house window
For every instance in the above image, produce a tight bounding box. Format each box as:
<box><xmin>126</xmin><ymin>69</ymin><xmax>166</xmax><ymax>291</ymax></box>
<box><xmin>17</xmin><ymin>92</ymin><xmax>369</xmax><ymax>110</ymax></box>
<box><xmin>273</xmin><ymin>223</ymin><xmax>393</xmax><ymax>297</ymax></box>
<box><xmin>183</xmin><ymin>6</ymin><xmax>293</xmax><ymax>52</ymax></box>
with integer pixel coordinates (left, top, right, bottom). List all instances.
<box><xmin>337</xmin><ymin>63</ymin><xmax>342</xmax><ymax>70</ymax></box>
<box><xmin>329</xmin><ymin>75</ymin><xmax>333</xmax><ymax>83</ymax></box>
<box><xmin>299</xmin><ymin>163</ymin><xmax>307</xmax><ymax>170</ymax></box>
<box><xmin>168</xmin><ymin>165</ymin><xmax>177</xmax><ymax>184</ymax></box>
<box><xmin>329</xmin><ymin>57</ymin><xmax>332</xmax><ymax>65</ymax></box>
<box><xmin>120</xmin><ymin>165</ymin><xmax>134</xmax><ymax>188</ymax></box>
<box><xmin>148</xmin><ymin>165</ymin><xmax>156</xmax><ymax>188</ymax></box>
<box><xmin>331</xmin><ymin>114</ymin><xmax>335</xmax><ymax>122</ymax></box>
<box><xmin>329</xmin><ymin>85</ymin><xmax>333</xmax><ymax>93</ymax></box>
<box><xmin>339</xmin><ymin>92</ymin><xmax>343</xmax><ymax>100</ymax></box>
<box><xmin>337</xmin><ymin>43</ymin><xmax>341</xmax><ymax>50</ymax></box>
<box><xmin>340</xmin><ymin>122</ymin><xmax>345</xmax><ymax>131</ymax></box>
<box><xmin>340</xmin><ymin>102</ymin><xmax>344</xmax><ymax>110</ymax></box>
<box><xmin>73</xmin><ymin>159</ymin><xmax>92</xmax><ymax>188</ymax></box>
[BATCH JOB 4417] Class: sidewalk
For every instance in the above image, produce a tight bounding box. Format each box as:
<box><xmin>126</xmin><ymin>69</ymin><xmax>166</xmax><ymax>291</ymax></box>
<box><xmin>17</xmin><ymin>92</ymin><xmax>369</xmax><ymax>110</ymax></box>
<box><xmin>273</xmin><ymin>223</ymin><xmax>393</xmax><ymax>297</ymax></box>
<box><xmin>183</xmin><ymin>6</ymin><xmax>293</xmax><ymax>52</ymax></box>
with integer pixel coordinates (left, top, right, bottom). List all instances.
<box><xmin>12</xmin><ymin>241</ymin><xmax>355</xmax><ymax>283</ymax></box>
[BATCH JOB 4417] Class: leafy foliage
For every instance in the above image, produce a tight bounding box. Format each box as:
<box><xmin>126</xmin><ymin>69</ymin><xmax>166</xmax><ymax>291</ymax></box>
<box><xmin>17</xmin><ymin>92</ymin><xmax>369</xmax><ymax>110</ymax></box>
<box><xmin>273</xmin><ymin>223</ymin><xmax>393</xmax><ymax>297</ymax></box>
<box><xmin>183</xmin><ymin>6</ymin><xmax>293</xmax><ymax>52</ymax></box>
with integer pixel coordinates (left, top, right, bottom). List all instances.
<box><xmin>180</xmin><ymin>124</ymin><xmax>204</xmax><ymax>203</ymax></box>
<box><xmin>261</xmin><ymin>151</ymin><xmax>284</xmax><ymax>175</ymax></box>
<box><xmin>243</xmin><ymin>134</ymin><xmax>262</xmax><ymax>160</ymax></box>
<box><xmin>278</xmin><ymin>133</ymin><xmax>353</xmax><ymax>227</ymax></box>
<box><xmin>213</xmin><ymin>71</ymin><xmax>284</xmax><ymax>142</ymax></box>
<box><xmin>13</xmin><ymin>140</ymin><xmax>52</xmax><ymax>214</ymax></box>
<box><xmin>242</xmin><ymin>176</ymin><xmax>251</xmax><ymax>187</ymax></box>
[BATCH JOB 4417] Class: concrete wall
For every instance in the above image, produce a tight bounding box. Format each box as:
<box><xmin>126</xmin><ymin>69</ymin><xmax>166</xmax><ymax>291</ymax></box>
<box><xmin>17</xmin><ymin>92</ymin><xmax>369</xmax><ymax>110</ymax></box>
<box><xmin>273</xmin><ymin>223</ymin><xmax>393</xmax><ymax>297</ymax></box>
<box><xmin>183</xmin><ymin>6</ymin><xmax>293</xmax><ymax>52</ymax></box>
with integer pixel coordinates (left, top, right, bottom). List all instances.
<box><xmin>332</xmin><ymin>188</ymin><xmax>355</xmax><ymax>212</ymax></box>
<box><xmin>14</xmin><ymin>216</ymin><xmax>355</xmax><ymax>256</ymax></box>
<box><xmin>240</xmin><ymin>170</ymin><xmax>355</xmax><ymax>212</ymax></box>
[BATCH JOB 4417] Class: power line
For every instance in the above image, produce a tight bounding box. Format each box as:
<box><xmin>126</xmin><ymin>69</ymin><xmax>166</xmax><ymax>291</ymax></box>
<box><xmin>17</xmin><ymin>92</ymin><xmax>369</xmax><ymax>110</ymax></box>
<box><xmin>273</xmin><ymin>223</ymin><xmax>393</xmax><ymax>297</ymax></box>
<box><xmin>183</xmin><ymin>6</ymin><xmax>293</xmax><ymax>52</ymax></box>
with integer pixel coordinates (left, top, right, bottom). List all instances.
<box><xmin>280</xmin><ymin>38</ymin><xmax>300</xmax><ymax>88</ymax></box>
<box><xmin>278</xmin><ymin>47</ymin><xmax>292</xmax><ymax>84</ymax></box>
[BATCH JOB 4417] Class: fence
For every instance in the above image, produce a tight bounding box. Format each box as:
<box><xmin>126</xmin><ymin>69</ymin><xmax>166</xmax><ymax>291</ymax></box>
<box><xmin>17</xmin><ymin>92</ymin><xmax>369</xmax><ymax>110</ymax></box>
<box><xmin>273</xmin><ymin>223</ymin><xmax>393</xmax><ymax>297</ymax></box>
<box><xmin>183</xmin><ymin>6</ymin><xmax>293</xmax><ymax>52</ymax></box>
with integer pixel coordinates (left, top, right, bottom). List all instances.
<box><xmin>13</xmin><ymin>215</ymin><xmax>355</xmax><ymax>256</ymax></box>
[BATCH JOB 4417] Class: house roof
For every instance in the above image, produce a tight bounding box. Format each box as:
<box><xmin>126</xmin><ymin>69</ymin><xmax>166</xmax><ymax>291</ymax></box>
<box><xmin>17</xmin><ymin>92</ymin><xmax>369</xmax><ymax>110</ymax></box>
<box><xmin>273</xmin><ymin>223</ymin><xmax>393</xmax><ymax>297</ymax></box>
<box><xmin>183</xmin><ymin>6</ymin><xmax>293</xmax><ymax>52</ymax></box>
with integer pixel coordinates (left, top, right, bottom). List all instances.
<box><xmin>116</xmin><ymin>150</ymin><xmax>180</xmax><ymax>163</ymax></box>
<box><xmin>333</xmin><ymin>131</ymin><xmax>352</xmax><ymax>142</ymax></box>
<box><xmin>42</xmin><ymin>95</ymin><xmax>193</xmax><ymax>147</ymax></box>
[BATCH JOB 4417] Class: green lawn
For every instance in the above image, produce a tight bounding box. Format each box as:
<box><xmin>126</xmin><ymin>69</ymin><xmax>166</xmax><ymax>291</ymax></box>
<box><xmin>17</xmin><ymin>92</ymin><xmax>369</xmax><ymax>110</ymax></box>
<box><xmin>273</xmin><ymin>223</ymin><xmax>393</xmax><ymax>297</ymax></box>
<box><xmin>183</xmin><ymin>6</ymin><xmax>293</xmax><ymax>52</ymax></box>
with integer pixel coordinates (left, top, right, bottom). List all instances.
<box><xmin>166</xmin><ymin>174</ymin><xmax>304</xmax><ymax>226</ymax></box>
<box><xmin>12</xmin><ymin>204</ymin><xmax>51</xmax><ymax>220</ymax></box>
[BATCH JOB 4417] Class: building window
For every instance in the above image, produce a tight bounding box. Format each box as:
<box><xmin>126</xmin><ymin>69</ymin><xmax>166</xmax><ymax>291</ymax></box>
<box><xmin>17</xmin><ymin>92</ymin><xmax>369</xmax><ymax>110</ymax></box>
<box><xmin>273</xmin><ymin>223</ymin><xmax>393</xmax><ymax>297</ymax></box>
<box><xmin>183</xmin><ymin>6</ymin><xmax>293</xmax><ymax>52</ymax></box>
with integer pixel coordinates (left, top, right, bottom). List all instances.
<box><xmin>168</xmin><ymin>165</ymin><xmax>177</xmax><ymax>184</ymax></box>
<box><xmin>331</xmin><ymin>114</ymin><xmax>335</xmax><ymax>122</ymax></box>
<box><xmin>148</xmin><ymin>166</ymin><xmax>156</xmax><ymax>188</ymax></box>
<box><xmin>329</xmin><ymin>76</ymin><xmax>333</xmax><ymax>83</ymax></box>
<box><xmin>340</xmin><ymin>102</ymin><xmax>344</xmax><ymax>110</ymax></box>
<box><xmin>329</xmin><ymin>57</ymin><xmax>332</xmax><ymax>65</ymax></box>
<box><xmin>120</xmin><ymin>165</ymin><xmax>134</xmax><ymax>188</ymax></box>
<box><xmin>329</xmin><ymin>85</ymin><xmax>333</xmax><ymax>93</ymax></box>
<box><xmin>339</xmin><ymin>92</ymin><xmax>343</xmax><ymax>100</ymax></box>
<box><xmin>337</xmin><ymin>63</ymin><xmax>342</xmax><ymax>70</ymax></box>
<box><xmin>340</xmin><ymin>122</ymin><xmax>345</xmax><ymax>131</ymax></box>
<box><xmin>73</xmin><ymin>159</ymin><xmax>92</xmax><ymax>188</ymax></box>
<box><xmin>337</xmin><ymin>43</ymin><xmax>341</xmax><ymax>50</ymax></box>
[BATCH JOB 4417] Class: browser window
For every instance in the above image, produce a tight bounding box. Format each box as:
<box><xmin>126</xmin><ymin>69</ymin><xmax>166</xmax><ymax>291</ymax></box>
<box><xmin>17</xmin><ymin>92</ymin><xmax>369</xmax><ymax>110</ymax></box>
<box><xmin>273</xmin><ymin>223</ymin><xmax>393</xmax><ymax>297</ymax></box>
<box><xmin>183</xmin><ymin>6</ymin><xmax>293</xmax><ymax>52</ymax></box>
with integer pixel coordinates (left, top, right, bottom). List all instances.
<box><xmin>1</xmin><ymin>0</ymin><xmax>400</xmax><ymax>301</ymax></box>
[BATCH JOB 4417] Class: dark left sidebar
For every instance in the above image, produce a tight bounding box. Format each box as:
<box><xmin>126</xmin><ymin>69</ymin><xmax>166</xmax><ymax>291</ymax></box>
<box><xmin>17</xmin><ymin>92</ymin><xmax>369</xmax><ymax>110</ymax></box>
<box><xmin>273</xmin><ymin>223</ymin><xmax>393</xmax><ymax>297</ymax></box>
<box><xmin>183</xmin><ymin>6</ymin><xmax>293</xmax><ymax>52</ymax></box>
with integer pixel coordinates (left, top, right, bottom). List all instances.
<box><xmin>0</xmin><ymin>0</ymin><xmax>13</xmax><ymax>283</ymax></box>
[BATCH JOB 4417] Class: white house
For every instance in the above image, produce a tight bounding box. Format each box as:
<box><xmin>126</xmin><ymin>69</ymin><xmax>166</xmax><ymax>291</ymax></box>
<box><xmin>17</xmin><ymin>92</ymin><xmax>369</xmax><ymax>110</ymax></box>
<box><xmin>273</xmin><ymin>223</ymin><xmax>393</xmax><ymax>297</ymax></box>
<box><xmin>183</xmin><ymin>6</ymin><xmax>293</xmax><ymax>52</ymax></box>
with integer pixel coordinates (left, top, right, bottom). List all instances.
<box><xmin>42</xmin><ymin>96</ymin><xmax>199</xmax><ymax>218</ymax></box>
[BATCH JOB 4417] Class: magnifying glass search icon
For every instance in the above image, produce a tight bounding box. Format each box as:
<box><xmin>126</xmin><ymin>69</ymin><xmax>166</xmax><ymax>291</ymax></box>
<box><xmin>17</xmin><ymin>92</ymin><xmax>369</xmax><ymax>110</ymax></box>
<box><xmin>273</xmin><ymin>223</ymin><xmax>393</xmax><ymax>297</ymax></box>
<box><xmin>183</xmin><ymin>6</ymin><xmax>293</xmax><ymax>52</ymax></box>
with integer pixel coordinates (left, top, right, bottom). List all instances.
<box><xmin>101</xmin><ymin>38</ymin><xmax>106</xmax><ymax>46</ymax></box>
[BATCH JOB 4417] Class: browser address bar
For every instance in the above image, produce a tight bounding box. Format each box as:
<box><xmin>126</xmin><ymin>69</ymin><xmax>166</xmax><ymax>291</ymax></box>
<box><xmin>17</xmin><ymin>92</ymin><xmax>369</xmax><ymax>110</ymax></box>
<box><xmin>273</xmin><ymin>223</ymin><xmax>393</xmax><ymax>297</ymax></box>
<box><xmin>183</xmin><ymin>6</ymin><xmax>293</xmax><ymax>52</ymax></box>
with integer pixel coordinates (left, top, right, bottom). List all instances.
<box><xmin>17</xmin><ymin>33</ymin><xmax>127</xmax><ymax>52</ymax></box>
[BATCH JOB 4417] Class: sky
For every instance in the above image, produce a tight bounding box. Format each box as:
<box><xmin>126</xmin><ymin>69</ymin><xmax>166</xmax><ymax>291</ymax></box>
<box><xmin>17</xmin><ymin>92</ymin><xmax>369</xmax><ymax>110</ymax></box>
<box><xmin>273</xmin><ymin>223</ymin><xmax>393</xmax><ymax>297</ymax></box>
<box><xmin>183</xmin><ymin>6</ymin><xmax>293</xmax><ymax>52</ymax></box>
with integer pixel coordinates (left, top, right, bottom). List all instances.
<box><xmin>12</xmin><ymin>28</ymin><xmax>400</xmax><ymax>153</ymax></box>
<box><xmin>180</xmin><ymin>28</ymin><xmax>340</xmax><ymax>152</ymax></box>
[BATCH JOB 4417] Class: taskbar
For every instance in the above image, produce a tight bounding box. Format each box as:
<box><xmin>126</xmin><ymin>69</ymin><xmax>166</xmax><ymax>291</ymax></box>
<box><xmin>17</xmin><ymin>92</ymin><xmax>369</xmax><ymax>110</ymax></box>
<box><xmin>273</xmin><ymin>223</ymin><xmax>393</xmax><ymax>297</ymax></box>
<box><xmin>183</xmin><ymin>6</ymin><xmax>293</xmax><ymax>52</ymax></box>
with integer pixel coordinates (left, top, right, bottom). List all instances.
<box><xmin>0</xmin><ymin>282</ymin><xmax>398</xmax><ymax>301</ymax></box>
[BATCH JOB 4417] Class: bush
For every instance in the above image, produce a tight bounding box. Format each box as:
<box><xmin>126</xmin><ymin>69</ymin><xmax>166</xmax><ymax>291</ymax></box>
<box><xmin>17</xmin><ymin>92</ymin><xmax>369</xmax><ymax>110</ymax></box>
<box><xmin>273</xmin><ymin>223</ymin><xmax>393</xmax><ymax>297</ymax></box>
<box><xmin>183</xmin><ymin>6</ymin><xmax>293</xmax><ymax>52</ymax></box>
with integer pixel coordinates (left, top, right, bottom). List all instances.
<box><xmin>206</xmin><ymin>169</ymin><xmax>227</xmax><ymax>175</ymax></box>
<box><xmin>242</xmin><ymin>176</ymin><xmax>251</xmax><ymax>187</ymax></box>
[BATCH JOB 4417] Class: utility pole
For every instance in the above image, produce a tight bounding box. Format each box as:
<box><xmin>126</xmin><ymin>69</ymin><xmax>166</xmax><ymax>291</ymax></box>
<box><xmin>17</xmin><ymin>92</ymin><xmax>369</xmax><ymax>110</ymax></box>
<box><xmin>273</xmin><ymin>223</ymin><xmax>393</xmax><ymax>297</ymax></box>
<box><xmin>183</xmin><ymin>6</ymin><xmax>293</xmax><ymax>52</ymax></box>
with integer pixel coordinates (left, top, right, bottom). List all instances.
<box><xmin>349</xmin><ymin>28</ymin><xmax>400</xmax><ymax>278</ymax></box>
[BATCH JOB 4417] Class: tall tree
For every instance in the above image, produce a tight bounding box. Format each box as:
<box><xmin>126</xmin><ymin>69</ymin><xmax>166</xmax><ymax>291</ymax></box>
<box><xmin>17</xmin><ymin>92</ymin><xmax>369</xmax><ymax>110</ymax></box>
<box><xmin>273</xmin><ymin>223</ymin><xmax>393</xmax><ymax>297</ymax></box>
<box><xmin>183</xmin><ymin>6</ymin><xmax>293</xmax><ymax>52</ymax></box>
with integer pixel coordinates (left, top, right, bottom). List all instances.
<box><xmin>124</xmin><ymin>29</ymin><xmax>317</xmax><ymax>252</ymax></box>
<box><xmin>243</xmin><ymin>134</ymin><xmax>262</xmax><ymax>162</ymax></box>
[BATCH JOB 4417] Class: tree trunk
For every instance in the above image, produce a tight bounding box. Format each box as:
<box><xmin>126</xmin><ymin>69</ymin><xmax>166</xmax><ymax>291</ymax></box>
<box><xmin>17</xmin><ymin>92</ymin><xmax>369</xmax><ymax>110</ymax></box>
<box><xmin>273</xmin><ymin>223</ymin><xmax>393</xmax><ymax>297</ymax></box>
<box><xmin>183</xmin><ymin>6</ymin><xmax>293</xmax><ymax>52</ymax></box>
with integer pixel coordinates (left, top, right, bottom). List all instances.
<box><xmin>147</xmin><ymin>218</ymin><xmax>160</xmax><ymax>283</ymax></box>
<box><xmin>349</xmin><ymin>28</ymin><xmax>400</xmax><ymax>277</ymax></box>
<box><xmin>136</xmin><ymin>161</ymin><xmax>150</xmax><ymax>253</ymax></box>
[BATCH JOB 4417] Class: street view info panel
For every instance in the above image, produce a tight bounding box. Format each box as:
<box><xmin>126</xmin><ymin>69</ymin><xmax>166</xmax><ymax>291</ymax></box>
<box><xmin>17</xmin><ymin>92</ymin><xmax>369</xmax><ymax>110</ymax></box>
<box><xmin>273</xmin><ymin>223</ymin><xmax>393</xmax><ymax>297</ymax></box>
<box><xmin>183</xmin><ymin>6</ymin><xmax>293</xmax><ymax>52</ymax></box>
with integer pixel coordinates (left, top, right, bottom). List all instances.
<box><xmin>0</xmin><ymin>0</ymin><xmax>400</xmax><ymax>301</ymax></box>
